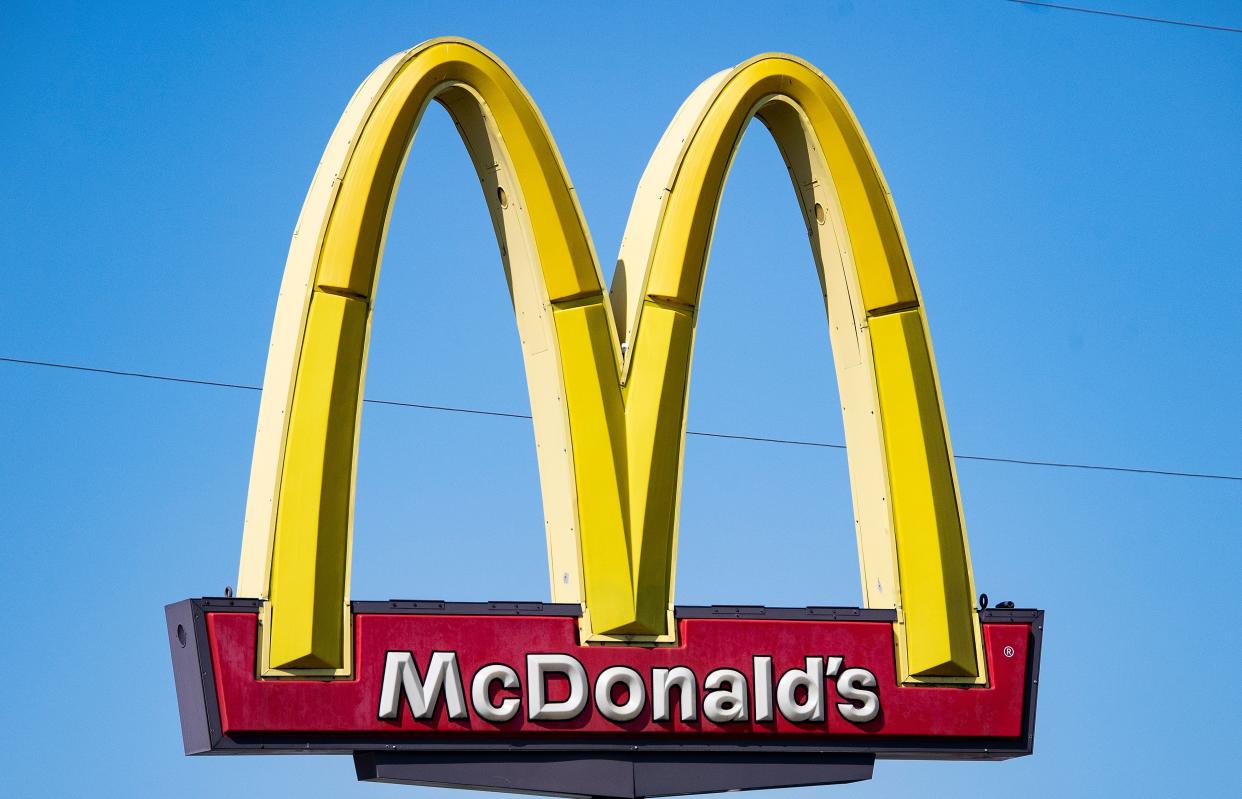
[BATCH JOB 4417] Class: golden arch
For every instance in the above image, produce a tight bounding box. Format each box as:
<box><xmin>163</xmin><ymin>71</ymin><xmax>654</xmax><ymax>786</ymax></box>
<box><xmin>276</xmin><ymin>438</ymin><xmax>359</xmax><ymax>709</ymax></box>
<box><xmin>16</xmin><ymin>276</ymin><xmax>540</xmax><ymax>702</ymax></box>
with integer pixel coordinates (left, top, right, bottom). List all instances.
<box><xmin>237</xmin><ymin>38</ymin><xmax>982</xmax><ymax>684</ymax></box>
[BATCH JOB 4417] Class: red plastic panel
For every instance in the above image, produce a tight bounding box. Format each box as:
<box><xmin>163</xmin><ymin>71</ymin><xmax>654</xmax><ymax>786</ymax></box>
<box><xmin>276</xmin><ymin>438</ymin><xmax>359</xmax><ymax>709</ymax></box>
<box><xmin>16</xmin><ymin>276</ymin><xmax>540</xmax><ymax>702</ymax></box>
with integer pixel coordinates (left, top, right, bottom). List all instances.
<box><xmin>210</xmin><ymin>612</ymin><xmax>1029</xmax><ymax>739</ymax></box>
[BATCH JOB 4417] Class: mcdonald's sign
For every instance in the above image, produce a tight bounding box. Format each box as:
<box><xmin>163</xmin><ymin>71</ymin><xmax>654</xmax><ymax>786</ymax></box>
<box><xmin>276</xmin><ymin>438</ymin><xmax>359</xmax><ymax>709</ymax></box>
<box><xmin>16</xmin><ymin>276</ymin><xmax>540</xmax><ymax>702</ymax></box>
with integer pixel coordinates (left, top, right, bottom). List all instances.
<box><xmin>167</xmin><ymin>39</ymin><xmax>1042</xmax><ymax>796</ymax></box>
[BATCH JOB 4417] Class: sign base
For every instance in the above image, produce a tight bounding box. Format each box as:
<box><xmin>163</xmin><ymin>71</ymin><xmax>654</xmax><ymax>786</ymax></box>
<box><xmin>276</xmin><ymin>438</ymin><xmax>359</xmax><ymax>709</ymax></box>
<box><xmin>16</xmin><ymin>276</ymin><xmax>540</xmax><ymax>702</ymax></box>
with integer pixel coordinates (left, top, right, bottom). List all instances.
<box><xmin>354</xmin><ymin>749</ymin><xmax>875</xmax><ymax>797</ymax></box>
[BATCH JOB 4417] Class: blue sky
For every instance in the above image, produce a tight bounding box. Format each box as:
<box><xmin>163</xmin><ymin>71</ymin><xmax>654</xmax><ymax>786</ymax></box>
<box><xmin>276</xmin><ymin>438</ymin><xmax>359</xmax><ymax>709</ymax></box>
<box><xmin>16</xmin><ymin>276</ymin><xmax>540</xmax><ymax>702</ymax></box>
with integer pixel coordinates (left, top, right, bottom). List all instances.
<box><xmin>1</xmin><ymin>1</ymin><xmax>1239</xmax><ymax>796</ymax></box>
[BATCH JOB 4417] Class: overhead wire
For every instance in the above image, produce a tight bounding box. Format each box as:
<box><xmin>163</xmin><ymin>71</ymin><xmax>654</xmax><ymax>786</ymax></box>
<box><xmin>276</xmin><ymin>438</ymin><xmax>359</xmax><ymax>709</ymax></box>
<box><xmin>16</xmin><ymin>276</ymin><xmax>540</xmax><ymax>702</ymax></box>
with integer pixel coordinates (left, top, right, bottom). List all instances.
<box><xmin>1004</xmin><ymin>1</ymin><xmax>1242</xmax><ymax>33</ymax></box>
<box><xmin>3</xmin><ymin>355</ymin><xmax>1238</xmax><ymax>483</ymax></box>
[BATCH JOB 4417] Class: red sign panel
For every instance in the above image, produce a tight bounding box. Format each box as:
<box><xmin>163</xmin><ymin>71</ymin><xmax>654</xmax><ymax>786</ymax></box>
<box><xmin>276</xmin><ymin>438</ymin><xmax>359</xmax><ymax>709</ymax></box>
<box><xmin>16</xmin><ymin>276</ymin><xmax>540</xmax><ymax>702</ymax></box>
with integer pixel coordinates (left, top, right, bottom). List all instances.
<box><xmin>168</xmin><ymin>600</ymin><xmax>1039</xmax><ymax>756</ymax></box>
<box><xmin>211</xmin><ymin>610</ymin><xmax>1031</xmax><ymax>739</ymax></box>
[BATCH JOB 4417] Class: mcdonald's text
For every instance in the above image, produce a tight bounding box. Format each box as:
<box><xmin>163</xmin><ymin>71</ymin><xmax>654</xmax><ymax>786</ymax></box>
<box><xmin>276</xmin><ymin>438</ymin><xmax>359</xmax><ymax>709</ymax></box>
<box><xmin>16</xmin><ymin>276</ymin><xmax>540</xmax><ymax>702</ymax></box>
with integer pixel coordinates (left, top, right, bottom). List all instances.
<box><xmin>377</xmin><ymin>651</ymin><xmax>880</xmax><ymax>726</ymax></box>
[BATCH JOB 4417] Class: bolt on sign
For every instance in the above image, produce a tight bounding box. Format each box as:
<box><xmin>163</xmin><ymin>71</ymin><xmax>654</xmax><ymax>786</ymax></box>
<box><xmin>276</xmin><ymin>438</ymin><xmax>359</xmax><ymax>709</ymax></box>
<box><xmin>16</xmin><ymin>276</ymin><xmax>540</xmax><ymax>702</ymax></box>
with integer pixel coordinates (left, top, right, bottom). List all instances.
<box><xmin>166</xmin><ymin>38</ymin><xmax>1042</xmax><ymax>797</ymax></box>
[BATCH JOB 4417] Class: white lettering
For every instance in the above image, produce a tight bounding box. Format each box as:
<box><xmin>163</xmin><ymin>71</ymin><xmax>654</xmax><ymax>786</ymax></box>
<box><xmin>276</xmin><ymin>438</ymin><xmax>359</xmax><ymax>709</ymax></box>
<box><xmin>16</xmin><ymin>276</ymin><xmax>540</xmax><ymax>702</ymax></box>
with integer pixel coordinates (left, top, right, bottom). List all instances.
<box><xmin>527</xmin><ymin>653</ymin><xmax>588</xmax><ymax>721</ymax></box>
<box><xmin>753</xmin><ymin>656</ymin><xmax>774</xmax><ymax>722</ymax></box>
<box><xmin>377</xmin><ymin>651</ymin><xmax>467</xmax><ymax>720</ymax></box>
<box><xmin>776</xmin><ymin>656</ymin><xmax>839</xmax><ymax>723</ymax></box>
<box><xmin>375</xmin><ymin>651</ymin><xmax>880</xmax><ymax>727</ymax></box>
<box><xmin>594</xmin><ymin>666</ymin><xmax>646</xmax><ymax>722</ymax></box>
<box><xmin>653</xmin><ymin>666</ymin><xmax>698</xmax><ymax>722</ymax></box>
<box><xmin>836</xmin><ymin>667</ymin><xmax>879</xmax><ymax>723</ymax></box>
<box><xmin>470</xmin><ymin>663</ymin><xmax>521</xmax><ymax>723</ymax></box>
<box><xmin>703</xmin><ymin>668</ymin><xmax>748</xmax><ymax>723</ymax></box>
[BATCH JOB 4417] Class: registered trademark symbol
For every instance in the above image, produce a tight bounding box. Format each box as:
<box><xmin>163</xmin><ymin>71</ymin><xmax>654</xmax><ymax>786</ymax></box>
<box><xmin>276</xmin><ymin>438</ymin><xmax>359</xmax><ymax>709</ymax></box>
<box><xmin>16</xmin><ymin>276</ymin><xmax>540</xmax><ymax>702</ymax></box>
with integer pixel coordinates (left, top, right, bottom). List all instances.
<box><xmin>1003</xmin><ymin>645</ymin><xmax>1015</xmax><ymax>658</ymax></box>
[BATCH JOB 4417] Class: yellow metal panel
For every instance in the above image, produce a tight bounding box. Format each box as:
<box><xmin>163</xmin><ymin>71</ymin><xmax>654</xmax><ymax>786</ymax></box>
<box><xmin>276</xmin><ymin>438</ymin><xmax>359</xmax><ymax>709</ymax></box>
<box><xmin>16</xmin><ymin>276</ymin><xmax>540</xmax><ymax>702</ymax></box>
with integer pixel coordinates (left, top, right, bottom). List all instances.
<box><xmin>869</xmin><ymin>309</ymin><xmax>976</xmax><ymax>677</ymax></box>
<box><xmin>794</xmin><ymin>82</ymin><xmax>916</xmax><ymax>314</ymax></box>
<box><xmin>525</xmin><ymin>346</ymin><xmax>585</xmax><ymax>604</ymax></box>
<box><xmin>622</xmin><ymin>301</ymin><xmax>693</xmax><ymax>631</ymax></box>
<box><xmin>435</xmin><ymin>83</ymin><xmax>585</xmax><ymax>607</ymax></box>
<box><xmin>609</xmin><ymin>55</ymin><xmax>977</xmax><ymax>674</ymax></box>
<box><xmin>245</xmin><ymin>39</ymin><xmax>614</xmax><ymax>673</ymax></box>
<box><xmin>550</xmin><ymin>301</ymin><xmax>634</xmax><ymax>633</ymax></box>
<box><xmin>314</xmin><ymin>42</ymin><xmax>603</xmax><ymax>303</ymax></box>
<box><xmin>311</xmin><ymin>53</ymin><xmax>452</xmax><ymax>298</ymax></box>
<box><xmin>612</xmin><ymin>70</ymin><xmax>731</xmax><ymax>344</ymax></box>
<box><xmin>267</xmin><ymin>291</ymin><xmax>368</xmax><ymax>670</ymax></box>
<box><xmin>238</xmin><ymin>49</ymin><xmax>409</xmax><ymax>601</ymax></box>
<box><xmin>638</xmin><ymin>58</ymin><xmax>916</xmax><ymax>314</ymax></box>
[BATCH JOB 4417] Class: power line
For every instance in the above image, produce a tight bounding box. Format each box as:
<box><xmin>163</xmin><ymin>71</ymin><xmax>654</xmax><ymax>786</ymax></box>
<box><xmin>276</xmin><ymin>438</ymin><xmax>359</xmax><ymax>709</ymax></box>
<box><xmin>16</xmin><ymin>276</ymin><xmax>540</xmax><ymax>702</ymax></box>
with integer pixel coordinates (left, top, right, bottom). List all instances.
<box><xmin>0</xmin><ymin>357</ymin><xmax>262</xmax><ymax>393</ymax></box>
<box><xmin>1005</xmin><ymin>1</ymin><xmax>1242</xmax><ymax>33</ymax></box>
<box><xmin>2</xmin><ymin>355</ymin><xmax>1239</xmax><ymax>483</ymax></box>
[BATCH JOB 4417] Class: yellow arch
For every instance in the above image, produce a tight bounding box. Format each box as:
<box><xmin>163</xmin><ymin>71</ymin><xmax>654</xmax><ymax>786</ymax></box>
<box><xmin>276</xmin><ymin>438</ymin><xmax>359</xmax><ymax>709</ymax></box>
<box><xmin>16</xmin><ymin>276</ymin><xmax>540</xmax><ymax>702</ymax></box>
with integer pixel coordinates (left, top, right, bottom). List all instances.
<box><xmin>238</xmin><ymin>39</ymin><xmax>982</xmax><ymax>683</ymax></box>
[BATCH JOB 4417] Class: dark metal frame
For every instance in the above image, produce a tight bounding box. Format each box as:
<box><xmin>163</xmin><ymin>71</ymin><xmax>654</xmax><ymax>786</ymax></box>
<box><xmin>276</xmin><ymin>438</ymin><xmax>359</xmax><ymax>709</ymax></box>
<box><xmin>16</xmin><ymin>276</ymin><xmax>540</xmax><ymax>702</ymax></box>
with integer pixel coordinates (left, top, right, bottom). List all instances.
<box><xmin>167</xmin><ymin>598</ymin><xmax>1042</xmax><ymax>797</ymax></box>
